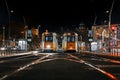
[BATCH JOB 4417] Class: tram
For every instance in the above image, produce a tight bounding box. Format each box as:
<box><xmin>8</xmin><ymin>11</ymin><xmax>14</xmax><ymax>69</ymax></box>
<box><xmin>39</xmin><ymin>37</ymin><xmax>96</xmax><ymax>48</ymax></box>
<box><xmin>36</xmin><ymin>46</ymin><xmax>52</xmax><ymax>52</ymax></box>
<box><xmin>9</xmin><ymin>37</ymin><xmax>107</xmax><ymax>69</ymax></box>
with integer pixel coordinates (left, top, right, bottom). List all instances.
<box><xmin>62</xmin><ymin>32</ymin><xmax>78</xmax><ymax>52</ymax></box>
<box><xmin>41</xmin><ymin>30</ymin><xmax>58</xmax><ymax>52</ymax></box>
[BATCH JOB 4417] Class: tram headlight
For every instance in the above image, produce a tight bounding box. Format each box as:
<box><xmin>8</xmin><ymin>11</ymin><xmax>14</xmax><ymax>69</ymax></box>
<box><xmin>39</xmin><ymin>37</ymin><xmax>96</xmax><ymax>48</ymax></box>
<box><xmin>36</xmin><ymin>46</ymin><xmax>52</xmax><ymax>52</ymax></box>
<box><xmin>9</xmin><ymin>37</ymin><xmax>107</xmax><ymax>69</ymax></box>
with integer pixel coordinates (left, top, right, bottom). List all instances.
<box><xmin>46</xmin><ymin>45</ymin><xmax>51</xmax><ymax>49</ymax></box>
<box><xmin>70</xmin><ymin>47</ymin><xmax>73</xmax><ymax>50</ymax></box>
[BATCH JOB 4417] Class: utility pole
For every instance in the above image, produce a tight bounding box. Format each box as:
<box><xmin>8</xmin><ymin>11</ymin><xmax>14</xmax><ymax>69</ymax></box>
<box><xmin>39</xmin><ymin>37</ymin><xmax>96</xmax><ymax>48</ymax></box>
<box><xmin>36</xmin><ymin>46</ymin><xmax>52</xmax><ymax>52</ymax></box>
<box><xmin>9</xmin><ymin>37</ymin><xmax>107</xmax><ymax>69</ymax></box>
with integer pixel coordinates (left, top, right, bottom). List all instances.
<box><xmin>5</xmin><ymin>0</ymin><xmax>11</xmax><ymax>39</ymax></box>
<box><xmin>37</xmin><ymin>25</ymin><xmax>41</xmax><ymax>38</ymax></box>
<box><xmin>93</xmin><ymin>16</ymin><xmax>97</xmax><ymax>26</ymax></box>
<box><xmin>108</xmin><ymin>0</ymin><xmax>115</xmax><ymax>52</ymax></box>
<box><xmin>2</xmin><ymin>26</ymin><xmax>5</xmax><ymax>47</ymax></box>
<box><xmin>23</xmin><ymin>16</ymin><xmax>28</xmax><ymax>40</ymax></box>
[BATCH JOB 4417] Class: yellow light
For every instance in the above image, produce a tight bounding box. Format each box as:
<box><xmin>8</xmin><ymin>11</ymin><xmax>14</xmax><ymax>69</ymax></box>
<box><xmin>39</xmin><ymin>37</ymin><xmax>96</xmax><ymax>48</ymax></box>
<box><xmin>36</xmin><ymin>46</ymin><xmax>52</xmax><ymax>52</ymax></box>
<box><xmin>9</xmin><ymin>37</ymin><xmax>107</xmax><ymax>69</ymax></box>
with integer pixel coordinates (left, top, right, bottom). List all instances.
<box><xmin>70</xmin><ymin>47</ymin><xmax>73</xmax><ymax>50</ymax></box>
<box><xmin>67</xmin><ymin>33</ymin><xmax>71</xmax><ymax>35</ymax></box>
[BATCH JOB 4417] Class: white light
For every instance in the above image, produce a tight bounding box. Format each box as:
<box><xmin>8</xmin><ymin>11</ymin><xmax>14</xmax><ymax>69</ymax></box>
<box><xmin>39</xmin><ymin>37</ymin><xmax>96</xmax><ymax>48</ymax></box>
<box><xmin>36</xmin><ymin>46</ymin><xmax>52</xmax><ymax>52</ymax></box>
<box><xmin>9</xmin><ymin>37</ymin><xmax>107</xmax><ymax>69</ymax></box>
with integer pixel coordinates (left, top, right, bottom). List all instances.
<box><xmin>32</xmin><ymin>51</ymin><xmax>39</xmax><ymax>54</ymax></box>
<box><xmin>0</xmin><ymin>47</ymin><xmax>6</xmax><ymax>50</ymax></box>
<box><xmin>10</xmin><ymin>10</ymin><xmax>14</xmax><ymax>13</ymax></box>
<box><xmin>46</xmin><ymin>45</ymin><xmax>51</xmax><ymax>48</ymax></box>
<box><xmin>106</xmin><ymin>10</ymin><xmax>109</xmax><ymax>13</ymax></box>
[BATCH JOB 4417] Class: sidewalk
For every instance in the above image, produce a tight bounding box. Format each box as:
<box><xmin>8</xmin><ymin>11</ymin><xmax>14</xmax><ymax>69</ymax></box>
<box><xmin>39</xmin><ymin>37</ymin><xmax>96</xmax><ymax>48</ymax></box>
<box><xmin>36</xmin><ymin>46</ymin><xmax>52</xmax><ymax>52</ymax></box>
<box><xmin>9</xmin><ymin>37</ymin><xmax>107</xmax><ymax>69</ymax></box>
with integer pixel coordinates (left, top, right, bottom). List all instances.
<box><xmin>83</xmin><ymin>51</ymin><xmax>120</xmax><ymax>58</ymax></box>
<box><xmin>103</xmin><ymin>52</ymin><xmax>120</xmax><ymax>57</ymax></box>
<box><xmin>0</xmin><ymin>51</ymin><xmax>32</xmax><ymax>58</ymax></box>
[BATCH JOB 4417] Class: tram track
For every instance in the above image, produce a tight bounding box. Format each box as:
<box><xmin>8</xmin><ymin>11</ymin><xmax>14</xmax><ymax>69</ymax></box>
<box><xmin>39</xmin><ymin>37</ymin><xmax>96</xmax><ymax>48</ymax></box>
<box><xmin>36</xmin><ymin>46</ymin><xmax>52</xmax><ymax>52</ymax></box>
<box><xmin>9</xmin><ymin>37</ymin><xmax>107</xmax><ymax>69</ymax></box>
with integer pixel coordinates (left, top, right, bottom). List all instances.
<box><xmin>0</xmin><ymin>53</ymin><xmax>51</xmax><ymax>80</ymax></box>
<box><xmin>66</xmin><ymin>54</ymin><xmax>118</xmax><ymax>80</ymax></box>
<box><xmin>0</xmin><ymin>53</ymin><xmax>119</xmax><ymax>80</ymax></box>
<box><xmin>0</xmin><ymin>53</ymin><xmax>43</xmax><ymax>64</ymax></box>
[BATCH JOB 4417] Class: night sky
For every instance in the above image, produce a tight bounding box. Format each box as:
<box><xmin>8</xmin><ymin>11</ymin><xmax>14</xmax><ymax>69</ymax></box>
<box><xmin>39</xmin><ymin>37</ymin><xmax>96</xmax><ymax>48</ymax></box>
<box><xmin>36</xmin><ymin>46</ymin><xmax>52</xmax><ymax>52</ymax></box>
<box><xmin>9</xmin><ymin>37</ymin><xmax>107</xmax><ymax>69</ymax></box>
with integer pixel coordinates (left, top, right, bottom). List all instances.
<box><xmin>0</xmin><ymin>0</ymin><xmax>120</xmax><ymax>32</ymax></box>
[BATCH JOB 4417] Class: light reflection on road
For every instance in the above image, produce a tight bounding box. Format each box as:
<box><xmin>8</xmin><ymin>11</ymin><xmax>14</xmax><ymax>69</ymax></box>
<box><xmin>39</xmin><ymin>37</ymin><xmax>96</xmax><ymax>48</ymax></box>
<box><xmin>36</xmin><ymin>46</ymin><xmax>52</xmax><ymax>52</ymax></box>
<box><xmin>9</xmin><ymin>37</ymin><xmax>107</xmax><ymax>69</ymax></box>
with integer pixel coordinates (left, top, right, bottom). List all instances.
<box><xmin>0</xmin><ymin>53</ymin><xmax>119</xmax><ymax>80</ymax></box>
<box><xmin>0</xmin><ymin>54</ymin><xmax>50</xmax><ymax>80</ymax></box>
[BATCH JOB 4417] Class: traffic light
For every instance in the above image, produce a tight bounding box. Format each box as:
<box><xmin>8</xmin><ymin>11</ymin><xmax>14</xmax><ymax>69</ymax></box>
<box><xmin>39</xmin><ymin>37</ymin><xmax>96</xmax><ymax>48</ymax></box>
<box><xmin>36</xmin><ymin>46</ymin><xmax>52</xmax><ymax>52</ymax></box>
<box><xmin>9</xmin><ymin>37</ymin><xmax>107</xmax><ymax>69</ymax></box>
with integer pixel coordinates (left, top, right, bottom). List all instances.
<box><xmin>111</xmin><ymin>26</ymin><xmax>115</xmax><ymax>30</ymax></box>
<box><xmin>110</xmin><ymin>25</ymin><xmax>115</xmax><ymax>31</ymax></box>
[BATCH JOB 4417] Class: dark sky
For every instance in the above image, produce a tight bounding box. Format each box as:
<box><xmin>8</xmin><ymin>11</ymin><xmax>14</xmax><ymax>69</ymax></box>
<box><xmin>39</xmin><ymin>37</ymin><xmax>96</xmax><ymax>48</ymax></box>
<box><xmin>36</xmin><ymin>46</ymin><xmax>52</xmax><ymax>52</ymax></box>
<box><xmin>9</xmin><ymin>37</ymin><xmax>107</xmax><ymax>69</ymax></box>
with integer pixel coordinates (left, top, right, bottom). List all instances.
<box><xmin>1</xmin><ymin>0</ymin><xmax>120</xmax><ymax>32</ymax></box>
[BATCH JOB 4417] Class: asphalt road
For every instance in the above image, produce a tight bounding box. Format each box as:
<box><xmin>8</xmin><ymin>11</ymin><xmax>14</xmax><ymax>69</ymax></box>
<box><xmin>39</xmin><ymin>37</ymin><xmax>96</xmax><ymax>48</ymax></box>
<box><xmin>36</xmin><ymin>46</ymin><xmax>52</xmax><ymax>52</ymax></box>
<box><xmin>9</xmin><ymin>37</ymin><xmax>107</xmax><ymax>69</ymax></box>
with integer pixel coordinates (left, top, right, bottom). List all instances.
<box><xmin>0</xmin><ymin>52</ymin><xmax>120</xmax><ymax>80</ymax></box>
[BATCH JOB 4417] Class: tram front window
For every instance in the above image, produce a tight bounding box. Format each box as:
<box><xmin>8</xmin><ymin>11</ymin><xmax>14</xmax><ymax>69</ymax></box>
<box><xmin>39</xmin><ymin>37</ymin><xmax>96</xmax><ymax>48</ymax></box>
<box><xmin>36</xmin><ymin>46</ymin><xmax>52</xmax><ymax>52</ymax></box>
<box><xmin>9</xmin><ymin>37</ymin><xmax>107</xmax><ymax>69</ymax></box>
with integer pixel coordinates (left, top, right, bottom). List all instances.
<box><xmin>45</xmin><ymin>36</ymin><xmax>53</xmax><ymax>42</ymax></box>
<box><xmin>67</xmin><ymin>36</ymin><xmax>75</xmax><ymax>42</ymax></box>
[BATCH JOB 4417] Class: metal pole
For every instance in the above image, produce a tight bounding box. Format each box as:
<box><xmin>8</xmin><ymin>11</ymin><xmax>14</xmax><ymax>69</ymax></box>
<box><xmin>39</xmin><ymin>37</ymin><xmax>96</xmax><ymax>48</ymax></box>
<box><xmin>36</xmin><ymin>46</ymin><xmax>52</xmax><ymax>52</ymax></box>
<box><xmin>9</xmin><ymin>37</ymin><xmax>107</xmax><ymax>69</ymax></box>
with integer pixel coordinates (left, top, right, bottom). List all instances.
<box><xmin>37</xmin><ymin>25</ymin><xmax>41</xmax><ymax>38</ymax></box>
<box><xmin>3</xmin><ymin>26</ymin><xmax>5</xmax><ymax>47</ymax></box>
<box><xmin>23</xmin><ymin>16</ymin><xmax>28</xmax><ymax>40</ymax></box>
<box><xmin>5</xmin><ymin>0</ymin><xmax>11</xmax><ymax>39</ymax></box>
<box><xmin>108</xmin><ymin>0</ymin><xmax>114</xmax><ymax>52</ymax></box>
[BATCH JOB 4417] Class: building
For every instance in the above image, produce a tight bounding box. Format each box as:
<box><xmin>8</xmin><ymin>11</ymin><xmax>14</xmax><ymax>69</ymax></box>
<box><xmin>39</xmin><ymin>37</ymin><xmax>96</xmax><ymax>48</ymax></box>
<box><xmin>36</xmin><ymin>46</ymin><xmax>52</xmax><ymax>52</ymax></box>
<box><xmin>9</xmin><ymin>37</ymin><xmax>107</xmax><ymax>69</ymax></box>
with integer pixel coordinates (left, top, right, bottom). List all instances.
<box><xmin>92</xmin><ymin>24</ymin><xmax>120</xmax><ymax>52</ymax></box>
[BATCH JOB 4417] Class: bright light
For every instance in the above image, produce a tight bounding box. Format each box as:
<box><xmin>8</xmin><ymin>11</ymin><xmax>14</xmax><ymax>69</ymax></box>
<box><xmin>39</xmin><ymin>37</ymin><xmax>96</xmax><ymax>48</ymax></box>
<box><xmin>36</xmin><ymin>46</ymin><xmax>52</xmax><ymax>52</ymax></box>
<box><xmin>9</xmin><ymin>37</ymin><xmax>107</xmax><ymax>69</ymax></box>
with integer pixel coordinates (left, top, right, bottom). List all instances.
<box><xmin>106</xmin><ymin>10</ymin><xmax>109</xmax><ymax>13</ymax></box>
<box><xmin>46</xmin><ymin>45</ymin><xmax>51</xmax><ymax>49</ymax></box>
<box><xmin>32</xmin><ymin>51</ymin><xmax>39</xmax><ymax>54</ymax></box>
<box><xmin>70</xmin><ymin>47</ymin><xmax>73</xmax><ymax>50</ymax></box>
<box><xmin>111</xmin><ymin>26</ymin><xmax>115</xmax><ymax>30</ymax></box>
<box><xmin>10</xmin><ymin>10</ymin><xmax>14</xmax><ymax>13</ymax></box>
<box><xmin>0</xmin><ymin>47</ymin><xmax>6</xmax><ymax>50</ymax></box>
<box><xmin>67</xmin><ymin>33</ymin><xmax>71</xmax><ymax>35</ymax></box>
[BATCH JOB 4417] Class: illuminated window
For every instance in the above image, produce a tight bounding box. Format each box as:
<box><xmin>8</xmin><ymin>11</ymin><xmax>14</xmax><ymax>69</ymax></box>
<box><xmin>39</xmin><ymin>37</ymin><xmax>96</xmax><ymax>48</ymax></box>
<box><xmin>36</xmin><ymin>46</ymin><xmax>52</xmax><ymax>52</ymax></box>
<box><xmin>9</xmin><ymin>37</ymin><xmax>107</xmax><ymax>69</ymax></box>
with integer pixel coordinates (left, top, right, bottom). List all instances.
<box><xmin>67</xmin><ymin>36</ymin><xmax>75</xmax><ymax>42</ymax></box>
<box><xmin>45</xmin><ymin>36</ymin><xmax>53</xmax><ymax>42</ymax></box>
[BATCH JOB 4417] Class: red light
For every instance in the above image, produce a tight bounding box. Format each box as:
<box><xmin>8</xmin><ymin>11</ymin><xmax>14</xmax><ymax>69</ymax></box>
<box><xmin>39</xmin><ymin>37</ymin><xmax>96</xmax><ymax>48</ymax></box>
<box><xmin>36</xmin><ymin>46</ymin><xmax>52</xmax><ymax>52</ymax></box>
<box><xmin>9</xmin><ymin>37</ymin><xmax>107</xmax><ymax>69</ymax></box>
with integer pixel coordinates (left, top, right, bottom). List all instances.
<box><xmin>111</xmin><ymin>25</ymin><xmax>115</xmax><ymax>31</ymax></box>
<box><xmin>111</xmin><ymin>26</ymin><xmax>115</xmax><ymax>30</ymax></box>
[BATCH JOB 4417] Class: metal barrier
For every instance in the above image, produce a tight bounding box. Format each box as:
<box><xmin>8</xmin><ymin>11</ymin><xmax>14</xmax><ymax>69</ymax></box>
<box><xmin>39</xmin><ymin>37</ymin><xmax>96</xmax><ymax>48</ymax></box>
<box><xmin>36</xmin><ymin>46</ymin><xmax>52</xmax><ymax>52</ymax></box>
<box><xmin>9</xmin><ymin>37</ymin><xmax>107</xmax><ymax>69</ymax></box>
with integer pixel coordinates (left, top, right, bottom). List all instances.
<box><xmin>0</xmin><ymin>50</ymin><xmax>28</xmax><ymax>57</ymax></box>
<box><xmin>110</xmin><ymin>47</ymin><xmax>120</xmax><ymax>56</ymax></box>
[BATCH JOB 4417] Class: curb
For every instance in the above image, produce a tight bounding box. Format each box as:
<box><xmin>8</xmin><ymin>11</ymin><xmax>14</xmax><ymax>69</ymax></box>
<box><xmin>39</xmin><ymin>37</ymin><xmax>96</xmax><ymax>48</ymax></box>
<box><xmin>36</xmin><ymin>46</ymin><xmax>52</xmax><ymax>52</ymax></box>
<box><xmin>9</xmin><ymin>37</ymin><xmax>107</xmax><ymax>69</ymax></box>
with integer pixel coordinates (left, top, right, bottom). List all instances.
<box><xmin>81</xmin><ymin>51</ymin><xmax>120</xmax><ymax>58</ymax></box>
<box><xmin>0</xmin><ymin>51</ymin><xmax>32</xmax><ymax>58</ymax></box>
